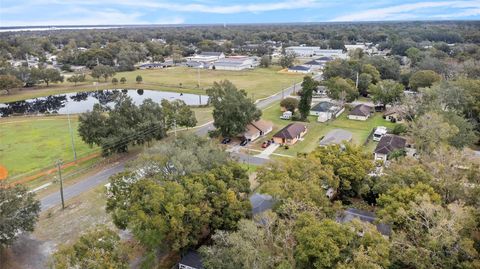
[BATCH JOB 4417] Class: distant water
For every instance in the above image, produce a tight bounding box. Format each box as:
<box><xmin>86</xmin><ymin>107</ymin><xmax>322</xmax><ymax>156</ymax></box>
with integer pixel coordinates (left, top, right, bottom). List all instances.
<box><xmin>0</xmin><ymin>89</ymin><xmax>208</xmax><ymax>117</ymax></box>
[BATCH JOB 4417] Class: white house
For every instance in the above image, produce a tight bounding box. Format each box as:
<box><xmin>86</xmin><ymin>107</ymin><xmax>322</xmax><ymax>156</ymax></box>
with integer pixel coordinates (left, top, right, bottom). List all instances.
<box><xmin>213</xmin><ymin>56</ymin><xmax>258</xmax><ymax>71</ymax></box>
<box><xmin>310</xmin><ymin>101</ymin><xmax>344</xmax><ymax>122</ymax></box>
<box><xmin>186</xmin><ymin>52</ymin><xmax>225</xmax><ymax>63</ymax></box>
<box><xmin>348</xmin><ymin>104</ymin><xmax>373</xmax><ymax>121</ymax></box>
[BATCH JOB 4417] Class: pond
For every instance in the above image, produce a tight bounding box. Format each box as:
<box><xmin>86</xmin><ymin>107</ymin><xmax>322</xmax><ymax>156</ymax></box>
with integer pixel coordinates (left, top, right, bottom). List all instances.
<box><xmin>0</xmin><ymin>89</ymin><xmax>209</xmax><ymax>117</ymax></box>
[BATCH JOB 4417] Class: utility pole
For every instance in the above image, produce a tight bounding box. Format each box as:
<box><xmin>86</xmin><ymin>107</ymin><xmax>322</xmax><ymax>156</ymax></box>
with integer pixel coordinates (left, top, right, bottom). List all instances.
<box><xmin>66</xmin><ymin>109</ymin><xmax>77</xmax><ymax>161</ymax></box>
<box><xmin>55</xmin><ymin>160</ymin><xmax>65</xmax><ymax>210</ymax></box>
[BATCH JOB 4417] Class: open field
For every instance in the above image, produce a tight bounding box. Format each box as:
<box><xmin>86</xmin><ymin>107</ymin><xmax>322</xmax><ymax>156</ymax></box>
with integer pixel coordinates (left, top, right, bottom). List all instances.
<box><xmin>253</xmin><ymin>101</ymin><xmax>397</xmax><ymax>156</ymax></box>
<box><xmin>0</xmin><ymin>106</ymin><xmax>212</xmax><ymax>182</ymax></box>
<box><xmin>0</xmin><ymin>66</ymin><xmax>303</xmax><ymax>103</ymax></box>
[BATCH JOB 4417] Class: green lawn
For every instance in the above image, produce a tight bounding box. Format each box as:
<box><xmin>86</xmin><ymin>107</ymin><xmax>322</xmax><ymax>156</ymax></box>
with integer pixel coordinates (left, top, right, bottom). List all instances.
<box><xmin>0</xmin><ymin>116</ymin><xmax>98</xmax><ymax>179</ymax></box>
<box><xmin>256</xmin><ymin>102</ymin><xmax>397</xmax><ymax>156</ymax></box>
<box><xmin>0</xmin><ymin>66</ymin><xmax>303</xmax><ymax>103</ymax></box>
<box><xmin>0</xmin><ymin>106</ymin><xmax>212</xmax><ymax>181</ymax></box>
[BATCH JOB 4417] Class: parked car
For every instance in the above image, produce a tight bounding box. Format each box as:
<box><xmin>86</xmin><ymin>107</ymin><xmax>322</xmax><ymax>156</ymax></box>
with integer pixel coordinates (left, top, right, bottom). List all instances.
<box><xmin>221</xmin><ymin>137</ymin><xmax>231</xmax><ymax>144</ymax></box>
<box><xmin>240</xmin><ymin>139</ymin><xmax>249</xmax><ymax>146</ymax></box>
<box><xmin>262</xmin><ymin>140</ymin><xmax>272</xmax><ymax>148</ymax></box>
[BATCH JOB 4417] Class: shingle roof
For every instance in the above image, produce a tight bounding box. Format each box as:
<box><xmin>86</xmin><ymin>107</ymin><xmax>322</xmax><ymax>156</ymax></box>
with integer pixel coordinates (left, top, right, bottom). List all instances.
<box><xmin>179</xmin><ymin>250</ymin><xmax>204</xmax><ymax>269</ymax></box>
<box><xmin>249</xmin><ymin>193</ymin><xmax>275</xmax><ymax>215</ymax></box>
<box><xmin>304</xmin><ymin>60</ymin><xmax>323</xmax><ymax>65</ymax></box>
<box><xmin>336</xmin><ymin>208</ymin><xmax>392</xmax><ymax>236</ymax></box>
<box><xmin>349</xmin><ymin>104</ymin><xmax>372</xmax><ymax>117</ymax></box>
<box><xmin>250</xmin><ymin>120</ymin><xmax>273</xmax><ymax>133</ymax></box>
<box><xmin>374</xmin><ymin>135</ymin><xmax>406</xmax><ymax>155</ymax></box>
<box><xmin>317</xmin><ymin>56</ymin><xmax>334</xmax><ymax>61</ymax></box>
<box><xmin>273</xmin><ymin>123</ymin><xmax>307</xmax><ymax>139</ymax></box>
<box><xmin>311</xmin><ymin>101</ymin><xmax>336</xmax><ymax>112</ymax></box>
<box><xmin>288</xmin><ymin>65</ymin><xmax>311</xmax><ymax>71</ymax></box>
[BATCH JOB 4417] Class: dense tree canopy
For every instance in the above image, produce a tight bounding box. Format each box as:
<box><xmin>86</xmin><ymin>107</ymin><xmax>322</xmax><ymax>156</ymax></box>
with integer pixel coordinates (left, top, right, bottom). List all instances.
<box><xmin>207</xmin><ymin>80</ymin><xmax>261</xmax><ymax>137</ymax></box>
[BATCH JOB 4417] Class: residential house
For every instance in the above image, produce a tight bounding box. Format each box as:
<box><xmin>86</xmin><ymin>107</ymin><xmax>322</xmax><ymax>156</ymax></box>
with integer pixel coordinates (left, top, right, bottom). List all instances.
<box><xmin>186</xmin><ymin>52</ymin><xmax>225</xmax><ymax>63</ymax></box>
<box><xmin>272</xmin><ymin>123</ymin><xmax>307</xmax><ymax>145</ymax></box>
<box><xmin>384</xmin><ymin>106</ymin><xmax>404</xmax><ymax>123</ymax></box>
<box><xmin>250</xmin><ymin>193</ymin><xmax>275</xmax><ymax>216</ymax></box>
<box><xmin>374</xmin><ymin>135</ymin><xmax>407</xmax><ymax>162</ymax></box>
<box><xmin>337</xmin><ymin>208</ymin><xmax>392</xmax><ymax>237</ymax></box>
<box><xmin>179</xmin><ymin>250</ymin><xmax>203</xmax><ymax>269</ymax></box>
<box><xmin>303</xmin><ymin>59</ymin><xmax>324</xmax><ymax>70</ymax></box>
<box><xmin>319</xmin><ymin>129</ymin><xmax>353</xmax><ymax>146</ymax></box>
<box><xmin>310</xmin><ymin>101</ymin><xmax>344</xmax><ymax>122</ymax></box>
<box><xmin>316</xmin><ymin>56</ymin><xmax>334</xmax><ymax>63</ymax></box>
<box><xmin>287</xmin><ymin>65</ymin><xmax>312</xmax><ymax>73</ymax></box>
<box><xmin>348</xmin><ymin>104</ymin><xmax>373</xmax><ymax>121</ymax></box>
<box><xmin>213</xmin><ymin>56</ymin><xmax>259</xmax><ymax>71</ymax></box>
<box><xmin>242</xmin><ymin>120</ymin><xmax>274</xmax><ymax>142</ymax></box>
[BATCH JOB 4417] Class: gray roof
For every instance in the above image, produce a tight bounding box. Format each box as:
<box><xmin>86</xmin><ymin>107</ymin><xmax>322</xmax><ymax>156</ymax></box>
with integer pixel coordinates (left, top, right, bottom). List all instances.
<box><xmin>337</xmin><ymin>208</ymin><xmax>392</xmax><ymax>236</ymax></box>
<box><xmin>273</xmin><ymin>123</ymin><xmax>307</xmax><ymax>139</ymax></box>
<box><xmin>374</xmin><ymin>135</ymin><xmax>406</xmax><ymax>155</ymax></box>
<box><xmin>179</xmin><ymin>250</ymin><xmax>204</xmax><ymax>269</ymax></box>
<box><xmin>304</xmin><ymin>60</ymin><xmax>324</xmax><ymax>66</ymax></box>
<box><xmin>349</xmin><ymin>104</ymin><xmax>372</xmax><ymax>117</ymax></box>
<box><xmin>319</xmin><ymin>129</ymin><xmax>353</xmax><ymax>146</ymax></box>
<box><xmin>199</xmin><ymin>51</ymin><xmax>223</xmax><ymax>56</ymax></box>
<box><xmin>288</xmin><ymin>65</ymin><xmax>311</xmax><ymax>71</ymax></box>
<box><xmin>311</xmin><ymin>101</ymin><xmax>336</xmax><ymax>112</ymax></box>
<box><xmin>316</xmin><ymin>56</ymin><xmax>334</xmax><ymax>61</ymax></box>
<box><xmin>249</xmin><ymin>193</ymin><xmax>275</xmax><ymax>215</ymax></box>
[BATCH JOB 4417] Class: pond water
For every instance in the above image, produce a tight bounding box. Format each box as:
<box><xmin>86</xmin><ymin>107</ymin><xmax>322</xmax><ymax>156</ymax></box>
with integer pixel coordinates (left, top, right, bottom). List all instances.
<box><xmin>0</xmin><ymin>89</ymin><xmax>208</xmax><ymax>117</ymax></box>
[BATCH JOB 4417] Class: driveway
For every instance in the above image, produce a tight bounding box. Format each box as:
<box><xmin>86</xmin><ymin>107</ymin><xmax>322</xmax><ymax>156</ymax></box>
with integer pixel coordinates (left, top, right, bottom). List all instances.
<box><xmin>255</xmin><ymin>144</ymin><xmax>280</xmax><ymax>159</ymax></box>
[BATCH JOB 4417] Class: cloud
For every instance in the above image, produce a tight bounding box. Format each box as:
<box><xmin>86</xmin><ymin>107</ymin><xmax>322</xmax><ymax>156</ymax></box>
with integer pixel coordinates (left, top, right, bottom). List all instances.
<box><xmin>331</xmin><ymin>1</ymin><xmax>480</xmax><ymax>21</ymax></box>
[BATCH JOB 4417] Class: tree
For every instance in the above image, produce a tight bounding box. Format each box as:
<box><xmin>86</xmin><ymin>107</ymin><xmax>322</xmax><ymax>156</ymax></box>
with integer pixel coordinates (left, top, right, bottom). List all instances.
<box><xmin>120</xmin><ymin>77</ymin><xmax>126</xmax><ymax>84</ymax></box>
<box><xmin>368</xmin><ymin>79</ymin><xmax>404</xmax><ymax>107</ymax></box>
<box><xmin>207</xmin><ymin>80</ymin><xmax>261</xmax><ymax>137</ymax></box>
<box><xmin>106</xmin><ymin>161</ymin><xmax>250</xmax><ymax>254</ymax></box>
<box><xmin>409</xmin><ymin>112</ymin><xmax>458</xmax><ymax>153</ymax></box>
<box><xmin>310</xmin><ymin>144</ymin><xmax>374</xmax><ymax>198</ymax></box>
<box><xmin>260</xmin><ymin>55</ymin><xmax>271</xmax><ymax>68</ymax></box>
<box><xmin>280</xmin><ymin>97</ymin><xmax>299</xmax><ymax>112</ymax></box>
<box><xmin>111</xmin><ymin>77</ymin><xmax>118</xmax><ymax>85</ymax></box>
<box><xmin>279</xmin><ymin>52</ymin><xmax>296</xmax><ymax>68</ymax></box>
<box><xmin>161</xmin><ymin>99</ymin><xmax>197</xmax><ymax>130</ymax></box>
<box><xmin>51</xmin><ymin>226</ymin><xmax>129</xmax><ymax>269</ymax></box>
<box><xmin>443</xmin><ymin>112</ymin><xmax>477</xmax><ymax>149</ymax></box>
<box><xmin>361</xmin><ymin>64</ymin><xmax>381</xmax><ymax>83</ymax></box>
<box><xmin>298</xmin><ymin>76</ymin><xmax>318</xmax><ymax>120</ymax></box>
<box><xmin>409</xmin><ymin>70</ymin><xmax>442</xmax><ymax>91</ymax></box>
<box><xmin>0</xmin><ymin>75</ymin><xmax>22</xmax><ymax>94</ymax></box>
<box><xmin>0</xmin><ymin>182</ymin><xmax>40</xmax><ymax>247</ymax></box>
<box><xmin>66</xmin><ymin>74</ymin><xmax>86</xmax><ymax>86</ymax></box>
<box><xmin>37</xmin><ymin>68</ymin><xmax>64</xmax><ymax>86</ymax></box>
<box><xmin>365</xmin><ymin>56</ymin><xmax>400</xmax><ymax>80</ymax></box>
<box><xmin>324</xmin><ymin>77</ymin><xmax>358</xmax><ymax>103</ymax></box>
<box><xmin>357</xmin><ymin>73</ymin><xmax>372</xmax><ymax>97</ymax></box>
<box><xmin>200</xmin><ymin>214</ymin><xmax>296</xmax><ymax>269</ymax></box>
<box><xmin>323</xmin><ymin>59</ymin><xmax>356</xmax><ymax>81</ymax></box>
<box><xmin>136</xmin><ymin>75</ymin><xmax>143</xmax><ymax>84</ymax></box>
<box><xmin>91</xmin><ymin>64</ymin><xmax>115</xmax><ymax>82</ymax></box>
<box><xmin>389</xmin><ymin>198</ymin><xmax>478</xmax><ymax>268</ymax></box>
<box><xmin>257</xmin><ymin>156</ymin><xmax>338</xmax><ymax>217</ymax></box>
<box><xmin>294</xmin><ymin>214</ymin><xmax>390</xmax><ymax>269</ymax></box>
<box><xmin>405</xmin><ymin>47</ymin><xmax>423</xmax><ymax>66</ymax></box>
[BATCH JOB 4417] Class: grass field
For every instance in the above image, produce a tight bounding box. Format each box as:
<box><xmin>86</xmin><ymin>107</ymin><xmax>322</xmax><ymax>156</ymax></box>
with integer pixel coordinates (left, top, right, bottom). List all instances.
<box><xmin>0</xmin><ymin>106</ymin><xmax>212</xmax><ymax>181</ymax></box>
<box><xmin>254</xmin><ymin>101</ymin><xmax>397</xmax><ymax>156</ymax></box>
<box><xmin>0</xmin><ymin>66</ymin><xmax>303</xmax><ymax>103</ymax></box>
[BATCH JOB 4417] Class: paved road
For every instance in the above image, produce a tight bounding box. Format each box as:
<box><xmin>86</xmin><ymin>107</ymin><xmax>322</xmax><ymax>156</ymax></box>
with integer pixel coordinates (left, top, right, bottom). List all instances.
<box><xmin>40</xmin><ymin>73</ymin><xmax>322</xmax><ymax>211</ymax></box>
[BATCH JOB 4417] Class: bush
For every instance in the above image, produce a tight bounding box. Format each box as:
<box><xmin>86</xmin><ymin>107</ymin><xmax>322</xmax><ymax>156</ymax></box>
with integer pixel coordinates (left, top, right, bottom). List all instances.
<box><xmin>391</xmin><ymin>124</ymin><xmax>407</xmax><ymax>135</ymax></box>
<box><xmin>280</xmin><ymin>97</ymin><xmax>299</xmax><ymax>112</ymax></box>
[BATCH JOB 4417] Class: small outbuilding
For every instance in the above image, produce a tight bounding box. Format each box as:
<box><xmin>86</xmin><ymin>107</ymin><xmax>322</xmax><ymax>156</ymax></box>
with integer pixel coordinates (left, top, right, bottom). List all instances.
<box><xmin>348</xmin><ymin>104</ymin><xmax>373</xmax><ymax>121</ymax></box>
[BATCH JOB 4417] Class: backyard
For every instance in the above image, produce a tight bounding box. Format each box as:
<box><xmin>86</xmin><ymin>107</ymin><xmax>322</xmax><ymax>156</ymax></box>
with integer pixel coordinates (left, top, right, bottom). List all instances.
<box><xmin>0</xmin><ymin>66</ymin><xmax>302</xmax><ymax>103</ymax></box>
<box><xmin>252</xmin><ymin>101</ymin><xmax>397</xmax><ymax>156</ymax></box>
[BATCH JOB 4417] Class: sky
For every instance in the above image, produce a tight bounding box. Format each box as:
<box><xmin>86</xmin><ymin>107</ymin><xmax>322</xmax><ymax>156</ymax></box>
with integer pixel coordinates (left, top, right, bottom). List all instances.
<box><xmin>0</xmin><ymin>0</ymin><xmax>479</xmax><ymax>27</ymax></box>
